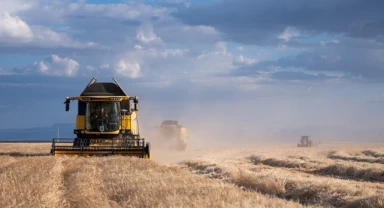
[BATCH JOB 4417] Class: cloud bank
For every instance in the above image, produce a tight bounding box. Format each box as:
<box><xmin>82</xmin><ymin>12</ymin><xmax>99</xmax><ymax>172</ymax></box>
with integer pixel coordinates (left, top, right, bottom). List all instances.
<box><xmin>0</xmin><ymin>0</ymin><xmax>384</xmax><ymax>141</ymax></box>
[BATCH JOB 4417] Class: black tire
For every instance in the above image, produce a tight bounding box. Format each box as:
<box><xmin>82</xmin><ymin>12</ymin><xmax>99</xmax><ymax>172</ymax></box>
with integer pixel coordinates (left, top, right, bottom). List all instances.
<box><xmin>145</xmin><ymin>142</ymin><xmax>151</xmax><ymax>158</ymax></box>
<box><xmin>73</xmin><ymin>138</ymin><xmax>79</xmax><ymax>147</ymax></box>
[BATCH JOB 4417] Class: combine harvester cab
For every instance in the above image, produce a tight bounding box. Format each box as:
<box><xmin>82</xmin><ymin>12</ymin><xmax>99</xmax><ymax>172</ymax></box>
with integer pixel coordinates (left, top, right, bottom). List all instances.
<box><xmin>50</xmin><ymin>77</ymin><xmax>150</xmax><ymax>158</ymax></box>
<box><xmin>153</xmin><ymin>120</ymin><xmax>188</xmax><ymax>151</ymax></box>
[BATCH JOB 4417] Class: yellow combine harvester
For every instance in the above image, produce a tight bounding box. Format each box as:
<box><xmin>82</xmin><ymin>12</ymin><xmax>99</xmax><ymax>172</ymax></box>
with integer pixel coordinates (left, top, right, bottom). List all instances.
<box><xmin>153</xmin><ymin>120</ymin><xmax>188</xmax><ymax>151</ymax></box>
<box><xmin>50</xmin><ymin>77</ymin><xmax>150</xmax><ymax>158</ymax></box>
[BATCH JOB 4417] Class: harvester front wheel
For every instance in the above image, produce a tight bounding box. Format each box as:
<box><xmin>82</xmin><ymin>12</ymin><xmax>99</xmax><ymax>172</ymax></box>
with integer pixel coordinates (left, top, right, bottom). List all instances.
<box><xmin>145</xmin><ymin>142</ymin><xmax>151</xmax><ymax>159</ymax></box>
<box><xmin>179</xmin><ymin>142</ymin><xmax>187</xmax><ymax>151</ymax></box>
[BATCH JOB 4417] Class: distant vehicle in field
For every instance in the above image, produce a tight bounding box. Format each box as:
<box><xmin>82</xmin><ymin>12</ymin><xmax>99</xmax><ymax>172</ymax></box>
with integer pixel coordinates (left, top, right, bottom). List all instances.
<box><xmin>153</xmin><ymin>120</ymin><xmax>188</xmax><ymax>151</ymax></box>
<box><xmin>297</xmin><ymin>136</ymin><xmax>316</xmax><ymax>147</ymax></box>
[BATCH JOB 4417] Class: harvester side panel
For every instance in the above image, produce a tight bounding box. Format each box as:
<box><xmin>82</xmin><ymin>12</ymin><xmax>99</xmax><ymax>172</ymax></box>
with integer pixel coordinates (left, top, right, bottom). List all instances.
<box><xmin>121</xmin><ymin>115</ymin><xmax>131</xmax><ymax>131</ymax></box>
<box><xmin>76</xmin><ymin>115</ymin><xmax>86</xmax><ymax>129</ymax></box>
<box><xmin>130</xmin><ymin>112</ymin><xmax>138</xmax><ymax>135</ymax></box>
<box><xmin>121</xmin><ymin>112</ymin><xmax>138</xmax><ymax>134</ymax></box>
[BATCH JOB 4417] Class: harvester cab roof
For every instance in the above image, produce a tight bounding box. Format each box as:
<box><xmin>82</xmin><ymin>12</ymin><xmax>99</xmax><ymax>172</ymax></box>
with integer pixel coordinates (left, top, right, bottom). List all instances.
<box><xmin>161</xmin><ymin>120</ymin><xmax>180</xmax><ymax>126</ymax></box>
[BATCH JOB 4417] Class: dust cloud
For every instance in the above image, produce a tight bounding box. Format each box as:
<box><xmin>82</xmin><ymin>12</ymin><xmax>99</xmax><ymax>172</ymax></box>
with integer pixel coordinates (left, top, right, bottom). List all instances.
<box><xmin>136</xmin><ymin>93</ymin><xmax>384</xmax><ymax>165</ymax></box>
<box><xmin>137</xmin><ymin>99</ymin><xmax>283</xmax><ymax>164</ymax></box>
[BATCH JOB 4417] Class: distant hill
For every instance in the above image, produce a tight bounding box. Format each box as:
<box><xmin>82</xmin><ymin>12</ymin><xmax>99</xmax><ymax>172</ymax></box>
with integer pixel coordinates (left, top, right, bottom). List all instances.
<box><xmin>0</xmin><ymin>123</ymin><xmax>75</xmax><ymax>141</ymax></box>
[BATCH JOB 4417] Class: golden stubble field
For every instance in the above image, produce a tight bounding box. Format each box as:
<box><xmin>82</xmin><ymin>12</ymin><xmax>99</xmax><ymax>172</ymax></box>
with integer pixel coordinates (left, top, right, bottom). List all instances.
<box><xmin>0</xmin><ymin>141</ymin><xmax>384</xmax><ymax>208</ymax></box>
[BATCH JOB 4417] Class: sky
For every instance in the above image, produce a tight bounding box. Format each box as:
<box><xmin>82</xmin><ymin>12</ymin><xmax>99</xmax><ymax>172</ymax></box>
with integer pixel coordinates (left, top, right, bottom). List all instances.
<box><xmin>0</xmin><ymin>0</ymin><xmax>384</xmax><ymax>141</ymax></box>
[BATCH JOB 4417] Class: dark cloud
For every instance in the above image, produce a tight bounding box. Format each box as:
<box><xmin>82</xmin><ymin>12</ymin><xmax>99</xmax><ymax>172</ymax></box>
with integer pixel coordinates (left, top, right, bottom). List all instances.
<box><xmin>232</xmin><ymin>64</ymin><xmax>338</xmax><ymax>82</ymax></box>
<box><xmin>172</xmin><ymin>0</ymin><xmax>384</xmax><ymax>45</ymax></box>
<box><xmin>0</xmin><ymin>75</ymin><xmax>242</xmax><ymax>104</ymax></box>
<box><xmin>62</xmin><ymin>15</ymin><xmax>139</xmax><ymax>46</ymax></box>
<box><xmin>270</xmin><ymin>71</ymin><xmax>335</xmax><ymax>81</ymax></box>
<box><xmin>231</xmin><ymin>37</ymin><xmax>384</xmax><ymax>81</ymax></box>
<box><xmin>274</xmin><ymin>46</ymin><xmax>384</xmax><ymax>80</ymax></box>
<box><xmin>0</xmin><ymin>44</ymin><xmax>97</xmax><ymax>54</ymax></box>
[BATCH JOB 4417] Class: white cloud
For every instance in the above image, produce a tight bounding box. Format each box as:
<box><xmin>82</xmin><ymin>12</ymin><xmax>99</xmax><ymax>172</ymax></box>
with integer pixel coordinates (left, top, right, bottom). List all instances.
<box><xmin>214</xmin><ymin>41</ymin><xmax>227</xmax><ymax>53</ymax></box>
<box><xmin>135</xmin><ymin>21</ymin><xmax>164</xmax><ymax>46</ymax></box>
<box><xmin>236</xmin><ymin>46</ymin><xmax>244</xmax><ymax>51</ymax></box>
<box><xmin>86</xmin><ymin>65</ymin><xmax>96</xmax><ymax>71</ymax></box>
<box><xmin>0</xmin><ymin>1</ymin><xmax>259</xmax><ymax>92</ymax></box>
<box><xmin>0</xmin><ymin>82</ymin><xmax>55</xmax><ymax>87</ymax></box>
<box><xmin>156</xmin><ymin>22</ymin><xmax>221</xmax><ymax>45</ymax></box>
<box><xmin>1</xmin><ymin>0</ymin><xmax>384</xmax><ymax>137</ymax></box>
<box><xmin>100</xmin><ymin>64</ymin><xmax>110</xmax><ymax>69</ymax></box>
<box><xmin>278</xmin><ymin>27</ymin><xmax>300</xmax><ymax>42</ymax></box>
<box><xmin>182</xmin><ymin>25</ymin><xmax>218</xmax><ymax>35</ymax></box>
<box><xmin>136</xmin><ymin>80</ymin><xmax>172</xmax><ymax>88</ymax></box>
<box><xmin>134</xmin><ymin>45</ymin><xmax>143</xmax><ymax>50</ymax></box>
<box><xmin>233</xmin><ymin>55</ymin><xmax>258</xmax><ymax>66</ymax></box>
<box><xmin>0</xmin><ymin>68</ymin><xmax>13</xmax><ymax>75</ymax></box>
<box><xmin>115</xmin><ymin>60</ymin><xmax>142</xmax><ymax>78</ymax></box>
<box><xmin>35</xmin><ymin>54</ymin><xmax>79</xmax><ymax>77</ymax></box>
<box><xmin>0</xmin><ymin>0</ymin><xmax>35</xmax><ymax>14</ymax></box>
<box><xmin>82</xmin><ymin>3</ymin><xmax>141</xmax><ymax>18</ymax></box>
<box><xmin>320</xmin><ymin>39</ymin><xmax>340</xmax><ymax>46</ymax></box>
<box><xmin>0</xmin><ymin>1</ymin><xmax>301</xmax><ymax>90</ymax></box>
<box><xmin>0</xmin><ymin>12</ymin><xmax>99</xmax><ymax>49</ymax></box>
<box><xmin>79</xmin><ymin>2</ymin><xmax>160</xmax><ymax>20</ymax></box>
<box><xmin>194</xmin><ymin>51</ymin><xmax>234</xmax><ymax>75</ymax></box>
<box><xmin>0</xmin><ymin>1</ymin><xmax>110</xmax><ymax>49</ymax></box>
<box><xmin>142</xmin><ymin>48</ymin><xmax>187</xmax><ymax>58</ymax></box>
<box><xmin>0</xmin><ymin>12</ymin><xmax>33</xmax><ymax>41</ymax></box>
<box><xmin>31</xmin><ymin>25</ymin><xmax>73</xmax><ymax>46</ymax></box>
<box><xmin>190</xmin><ymin>75</ymin><xmax>262</xmax><ymax>91</ymax></box>
<box><xmin>104</xmin><ymin>42</ymin><xmax>241</xmax><ymax>86</ymax></box>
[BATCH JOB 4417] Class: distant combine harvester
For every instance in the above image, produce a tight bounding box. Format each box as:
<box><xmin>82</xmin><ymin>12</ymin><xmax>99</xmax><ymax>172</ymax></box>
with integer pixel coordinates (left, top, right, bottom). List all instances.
<box><xmin>297</xmin><ymin>136</ymin><xmax>319</xmax><ymax>147</ymax></box>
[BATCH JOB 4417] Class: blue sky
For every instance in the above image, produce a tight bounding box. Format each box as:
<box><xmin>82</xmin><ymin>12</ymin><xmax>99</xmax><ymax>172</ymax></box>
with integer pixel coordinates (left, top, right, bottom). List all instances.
<box><xmin>1</xmin><ymin>0</ymin><xmax>384</xmax><ymax>140</ymax></box>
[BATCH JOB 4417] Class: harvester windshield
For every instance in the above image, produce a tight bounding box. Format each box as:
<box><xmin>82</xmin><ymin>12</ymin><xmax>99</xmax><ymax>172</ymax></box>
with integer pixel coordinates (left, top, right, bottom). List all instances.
<box><xmin>86</xmin><ymin>102</ymin><xmax>120</xmax><ymax>132</ymax></box>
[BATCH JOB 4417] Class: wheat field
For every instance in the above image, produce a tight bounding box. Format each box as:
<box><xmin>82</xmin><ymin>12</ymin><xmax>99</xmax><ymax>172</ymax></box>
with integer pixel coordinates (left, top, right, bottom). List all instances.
<box><xmin>1</xmin><ymin>141</ymin><xmax>384</xmax><ymax>208</ymax></box>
